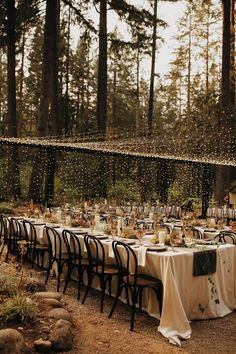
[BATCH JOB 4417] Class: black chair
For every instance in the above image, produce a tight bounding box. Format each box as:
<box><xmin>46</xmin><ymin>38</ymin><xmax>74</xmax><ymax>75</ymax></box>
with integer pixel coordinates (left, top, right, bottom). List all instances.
<box><xmin>22</xmin><ymin>220</ymin><xmax>49</xmax><ymax>269</ymax></box>
<box><xmin>82</xmin><ymin>235</ymin><xmax>119</xmax><ymax>313</ymax></box>
<box><xmin>189</xmin><ymin>226</ymin><xmax>202</xmax><ymax>239</ymax></box>
<box><xmin>109</xmin><ymin>240</ymin><xmax>163</xmax><ymax>331</ymax></box>
<box><xmin>161</xmin><ymin>223</ymin><xmax>173</xmax><ymax>234</ymax></box>
<box><xmin>62</xmin><ymin>230</ymin><xmax>89</xmax><ymax>300</ymax></box>
<box><xmin>214</xmin><ymin>231</ymin><xmax>236</xmax><ymax>245</ymax></box>
<box><xmin>45</xmin><ymin>226</ymin><xmax>70</xmax><ymax>292</ymax></box>
<box><xmin>0</xmin><ymin>215</ymin><xmax>11</xmax><ymax>259</ymax></box>
<box><xmin>8</xmin><ymin>217</ymin><xmax>27</xmax><ymax>261</ymax></box>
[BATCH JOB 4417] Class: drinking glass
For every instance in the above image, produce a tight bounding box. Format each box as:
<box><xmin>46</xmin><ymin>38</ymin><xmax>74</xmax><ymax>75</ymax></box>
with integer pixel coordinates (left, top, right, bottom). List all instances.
<box><xmin>136</xmin><ymin>227</ymin><xmax>144</xmax><ymax>245</ymax></box>
<box><xmin>170</xmin><ymin>230</ymin><xmax>182</xmax><ymax>251</ymax></box>
<box><xmin>110</xmin><ymin>222</ymin><xmax>117</xmax><ymax>240</ymax></box>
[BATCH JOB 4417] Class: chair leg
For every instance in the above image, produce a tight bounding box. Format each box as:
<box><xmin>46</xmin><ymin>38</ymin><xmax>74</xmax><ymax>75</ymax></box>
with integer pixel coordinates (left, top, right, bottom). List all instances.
<box><xmin>130</xmin><ymin>288</ymin><xmax>137</xmax><ymax>331</ymax></box>
<box><xmin>41</xmin><ymin>251</ymin><xmax>45</xmax><ymax>269</ymax></box>
<box><xmin>138</xmin><ymin>287</ymin><xmax>144</xmax><ymax>311</ymax></box>
<box><xmin>108</xmin><ymin>279</ymin><xmax>122</xmax><ymax>318</ymax></box>
<box><xmin>63</xmin><ymin>264</ymin><xmax>72</xmax><ymax>294</ymax></box>
<box><xmin>81</xmin><ymin>273</ymin><xmax>93</xmax><ymax>304</ymax></box>
<box><xmin>45</xmin><ymin>260</ymin><xmax>53</xmax><ymax>285</ymax></box>
<box><xmin>125</xmin><ymin>286</ymin><xmax>130</xmax><ymax>306</ymax></box>
<box><xmin>100</xmin><ymin>277</ymin><xmax>106</xmax><ymax>313</ymax></box>
<box><xmin>153</xmin><ymin>285</ymin><xmax>163</xmax><ymax>315</ymax></box>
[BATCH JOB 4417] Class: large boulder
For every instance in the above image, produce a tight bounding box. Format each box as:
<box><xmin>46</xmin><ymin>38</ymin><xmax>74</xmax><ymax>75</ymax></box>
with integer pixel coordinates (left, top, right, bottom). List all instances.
<box><xmin>42</xmin><ymin>298</ymin><xmax>63</xmax><ymax>308</ymax></box>
<box><xmin>50</xmin><ymin>319</ymin><xmax>73</xmax><ymax>352</ymax></box>
<box><xmin>34</xmin><ymin>338</ymin><xmax>52</xmax><ymax>353</ymax></box>
<box><xmin>0</xmin><ymin>329</ymin><xmax>25</xmax><ymax>354</ymax></box>
<box><xmin>33</xmin><ymin>292</ymin><xmax>62</xmax><ymax>301</ymax></box>
<box><xmin>48</xmin><ymin>308</ymin><xmax>72</xmax><ymax>322</ymax></box>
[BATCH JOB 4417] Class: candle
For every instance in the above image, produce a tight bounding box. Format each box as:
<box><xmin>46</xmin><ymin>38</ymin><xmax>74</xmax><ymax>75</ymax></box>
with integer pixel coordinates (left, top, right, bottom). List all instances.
<box><xmin>117</xmin><ymin>217</ymin><xmax>122</xmax><ymax>237</ymax></box>
<box><xmin>56</xmin><ymin>209</ymin><xmax>62</xmax><ymax>223</ymax></box>
<box><xmin>149</xmin><ymin>212</ymin><xmax>154</xmax><ymax>220</ymax></box>
<box><xmin>65</xmin><ymin>215</ymin><xmax>71</xmax><ymax>226</ymax></box>
<box><xmin>159</xmin><ymin>230</ymin><xmax>166</xmax><ymax>245</ymax></box>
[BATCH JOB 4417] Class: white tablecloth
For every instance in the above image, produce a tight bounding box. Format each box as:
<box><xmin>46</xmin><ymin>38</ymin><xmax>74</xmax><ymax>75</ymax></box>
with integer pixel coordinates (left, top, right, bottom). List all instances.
<box><xmin>21</xmin><ymin>221</ymin><xmax>236</xmax><ymax>346</ymax></box>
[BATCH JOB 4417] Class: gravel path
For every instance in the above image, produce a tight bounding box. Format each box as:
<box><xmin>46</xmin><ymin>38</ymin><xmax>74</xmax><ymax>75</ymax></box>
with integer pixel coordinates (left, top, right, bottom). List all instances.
<box><xmin>44</xmin><ymin>272</ymin><xmax>236</xmax><ymax>354</ymax></box>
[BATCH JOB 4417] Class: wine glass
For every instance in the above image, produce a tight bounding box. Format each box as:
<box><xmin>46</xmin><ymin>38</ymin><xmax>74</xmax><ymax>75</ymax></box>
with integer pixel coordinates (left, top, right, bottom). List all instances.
<box><xmin>110</xmin><ymin>222</ymin><xmax>117</xmax><ymax>240</ymax></box>
<box><xmin>89</xmin><ymin>216</ymin><xmax>95</xmax><ymax>234</ymax></box>
<box><xmin>169</xmin><ymin>230</ymin><xmax>181</xmax><ymax>251</ymax></box>
<box><xmin>136</xmin><ymin>227</ymin><xmax>144</xmax><ymax>245</ymax></box>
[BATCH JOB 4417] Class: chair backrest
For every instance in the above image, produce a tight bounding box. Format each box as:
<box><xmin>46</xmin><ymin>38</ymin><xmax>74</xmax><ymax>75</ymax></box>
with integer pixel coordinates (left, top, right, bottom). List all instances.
<box><xmin>62</xmin><ymin>229</ymin><xmax>83</xmax><ymax>263</ymax></box>
<box><xmin>0</xmin><ymin>215</ymin><xmax>9</xmax><ymax>237</ymax></box>
<box><xmin>112</xmin><ymin>240</ymin><xmax>138</xmax><ymax>285</ymax></box>
<box><xmin>84</xmin><ymin>235</ymin><xmax>105</xmax><ymax>272</ymax></box>
<box><xmin>9</xmin><ymin>217</ymin><xmax>23</xmax><ymax>241</ymax></box>
<box><xmin>45</xmin><ymin>226</ymin><xmax>65</xmax><ymax>259</ymax></box>
<box><xmin>22</xmin><ymin>220</ymin><xmax>37</xmax><ymax>244</ymax></box>
<box><xmin>214</xmin><ymin>231</ymin><xmax>236</xmax><ymax>245</ymax></box>
<box><xmin>161</xmin><ymin>223</ymin><xmax>173</xmax><ymax>234</ymax></box>
<box><xmin>189</xmin><ymin>226</ymin><xmax>202</xmax><ymax>239</ymax></box>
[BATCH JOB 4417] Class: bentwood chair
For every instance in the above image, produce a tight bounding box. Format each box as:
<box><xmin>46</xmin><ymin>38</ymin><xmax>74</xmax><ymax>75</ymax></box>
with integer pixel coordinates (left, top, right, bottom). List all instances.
<box><xmin>189</xmin><ymin>226</ymin><xmax>202</xmax><ymax>239</ymax></box>
<box><xmin>8</xmin><ymin>217</ymin><xmax>27</xmax><ymax>261</ymax></box>
<box><xmin>0</xmin><ymin>215</ymin><xmax>11</xmax><ymax>260</ymax></box>
<box><xmin>45</xmin><ymin>226</ymin><xmax>70</xmax><ymax>292</ymax></box>
<box><xmin>22</xmin><ymin>220</ymin><xmax>49</xmax><ymax>269</ymax></box>
<box><xmin>109</xmin><ymin>240</ymin><xmax>163</xmax><ymax>331</ymax></box>
<box><xmin>82</xmin><ymin>235</ymin><xmax>119</xmax><ymax>313</ymax></box>
<box><xmin>62</xmin><ymin>229</ymin><xmax>89</xmax><ymax>300</ymax></box>
<box><xmin>214</xmin><ymin>231</ymin><xmax>236</xmax><ymax>245</ymax></box>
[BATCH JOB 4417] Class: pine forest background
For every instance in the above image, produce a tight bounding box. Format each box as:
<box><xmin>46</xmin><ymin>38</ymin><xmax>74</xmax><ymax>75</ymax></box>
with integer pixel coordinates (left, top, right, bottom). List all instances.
<box><xmin>0</xmin><ymin>0</ymin><xmax>235</xmax><ymax>209</ymax></box>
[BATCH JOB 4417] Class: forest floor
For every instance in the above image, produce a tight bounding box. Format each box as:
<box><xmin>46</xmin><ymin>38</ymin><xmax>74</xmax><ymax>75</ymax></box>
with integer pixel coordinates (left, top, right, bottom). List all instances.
<box><xmin>1</xmin><ymin>263</ymin><xmax>236</xmax><ymax>354</ymax></box>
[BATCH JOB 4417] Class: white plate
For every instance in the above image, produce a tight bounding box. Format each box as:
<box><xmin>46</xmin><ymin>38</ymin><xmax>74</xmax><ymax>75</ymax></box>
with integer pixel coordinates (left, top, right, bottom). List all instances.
<box><xmin>122</xmin><ymin>239</ymin><xmax>136</xmax><ymax>245</ymax></box>
<box><xmin>146</xmin><ymin>245</ymin><xmax>168</xmax><ymax>252</ymax></box>
<box><xmin>94</xmin><ymin>235</ymin><xmax>109</xmax><ymax>240</ymax></box>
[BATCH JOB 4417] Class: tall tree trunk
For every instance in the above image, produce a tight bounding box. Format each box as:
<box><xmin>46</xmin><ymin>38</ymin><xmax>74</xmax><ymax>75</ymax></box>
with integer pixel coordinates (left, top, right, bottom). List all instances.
<box><xmin>230</xmin><ymin>0</ymin><xmax>235</xmax><ymax>108</ymax></box>
<box><xmin>205</xmin><ymin>4</ymin><xmax>210</xmax><ymax>109</ymax></box>
<box><xmin>64</xmin><ymin>6</ymin><xmax>70</xmax><ymax>135</ymax></box>
<box><xmin>0</xmin><ymin>51</ymin><xmax>3</xmax><ymax>134</ymax></box>
<box><xmin>28</xmin><ymin>0</ymin><xmax>60</xmax><ymax>203</ymax></box>
<box><xmin>6</xmin><ymin>0</ymin><xmax>21</xmax><ymax>200</ymax></box>
<box><xmin>215</xmin><ymin>0</ymin><xmax>235</xmax><ymax>205</ymax></box>
<box><xmin>96</xmin><ymin>0</ymin><xmax>107</xmax><ymax>137</ymax></box>
<box><xmin>147</xmin><ymin>0</ymin><xmax>157</xmax><ymax>134</ymax></box>
<box><xmin>186</xmin><ymin>10</ymin><xmax>192</xmax><ymax>123</ymax></box>
<box><xmin>18</xmin><ymin>30</ymin><xmax>25</xmax><ymax>137</ymax></box>
<box><xmin>136</xmin><ymin>46</ymin><xmax>140</xmax><ymax>135</ymax></box>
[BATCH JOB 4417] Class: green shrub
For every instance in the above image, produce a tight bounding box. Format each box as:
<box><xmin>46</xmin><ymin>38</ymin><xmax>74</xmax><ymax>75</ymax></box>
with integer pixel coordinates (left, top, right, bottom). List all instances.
<box><xmin>0</xmin><ymin>273</ymin><xmax>17</xmax><ymax>298</ymax></box>
<box><xmin>0</xmin><ymin>295</ymin><xmax>39</xmax><ymax>323</ymax></box>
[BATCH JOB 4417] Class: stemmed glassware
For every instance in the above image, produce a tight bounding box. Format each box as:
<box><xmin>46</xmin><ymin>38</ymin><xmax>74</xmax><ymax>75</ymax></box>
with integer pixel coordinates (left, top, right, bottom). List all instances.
<box><xmin>110</xmin><ymin>222</ymin><xmax>117</xmax><ymax>240</ymax></box>
<box><xmin>136</xmin><ymin>226</ymin><xmax>144</xmax><ymax>245</ymax></box>
<box><xmin>89</xmin><ymin>215</ymin><xmax>95</xmax><ymax>234</ymax></box>
<box><xmin>170</xmin><ymin>230</ymin><xmax>183</xmax><ymax>251</ymax></box>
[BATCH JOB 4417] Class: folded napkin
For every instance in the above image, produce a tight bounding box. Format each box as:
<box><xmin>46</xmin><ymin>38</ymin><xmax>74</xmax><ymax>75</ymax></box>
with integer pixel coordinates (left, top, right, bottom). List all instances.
<box><xmin>137</xmin><ymin>246</ymin><xmax>148</xmax><ymax>267</ymax></box>
<box><xmin>193</xmin><ymin>249</ymin><xmax>217</xmax><ymax>276</ymax></box>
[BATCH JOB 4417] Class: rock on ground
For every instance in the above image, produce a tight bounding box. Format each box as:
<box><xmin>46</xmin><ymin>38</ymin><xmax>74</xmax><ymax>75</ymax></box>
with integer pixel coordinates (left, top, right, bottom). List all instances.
<box><xmin>50</xmin><ymin>319</ymin><xmax>73</xmax><ymax>352</ymax></box>
<box><xmin>42</xmin><ymin>298</ymin><xmax>63</xmax><ymax>308</ymax></box>
<box><xmin>33</xmin><ymin>292</ymin><xmax>62</xmax><ymax>301</ymax></box>
<box><xmin>34</xmin><ymin>338</ymin><xmax>52</xmax><ymax>353</ymax></box>
<box><xmin>0</xmin><ymin>329</ymin><xmax>25</xmax><ymax>354</ymax></box>
<box><xmin>48</xmin><ymin>308</ymin><xmax>72</xmax><ymax>322</ymax></box>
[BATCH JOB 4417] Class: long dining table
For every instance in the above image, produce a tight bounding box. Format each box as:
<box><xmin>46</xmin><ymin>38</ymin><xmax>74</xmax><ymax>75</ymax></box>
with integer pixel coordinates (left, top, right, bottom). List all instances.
<box><xmin>18</xmin><ymin>219</ymin><xmax>236</xmax><ymax>346</ymax></box>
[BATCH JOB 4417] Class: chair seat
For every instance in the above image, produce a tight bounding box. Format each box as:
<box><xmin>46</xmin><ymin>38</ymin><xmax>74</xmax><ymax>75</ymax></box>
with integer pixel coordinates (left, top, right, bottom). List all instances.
<box><xmin>69</xmin><ymin>257</ymin><xmax>90</xmax><ymax>266</ymax></box>
<box><xmin>34</xmin><ymin>244</ymin><xmax>49</xmax><ymax>250</ymax></box>
<box><xmin>124</xmin><ymin>274</ymin><xmax>160</xmax><ymax>287</ymax></box>
<box><xmin>96</xmin><ymin>265</ymin><xmax>119</xmax><ymax>275</ymax></box>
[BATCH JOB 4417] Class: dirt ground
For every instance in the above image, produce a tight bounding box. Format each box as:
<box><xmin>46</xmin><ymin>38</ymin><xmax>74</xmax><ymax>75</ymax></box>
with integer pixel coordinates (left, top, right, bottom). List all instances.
<box><xmin>36</xmin><ymin>269</ymin><xmax>236</xmax><ymax>354</ymax></box>
<box><xmin>1</xmin><ymin>263</ymin><xmax>236</xmax><ymax>354</ymax></box>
